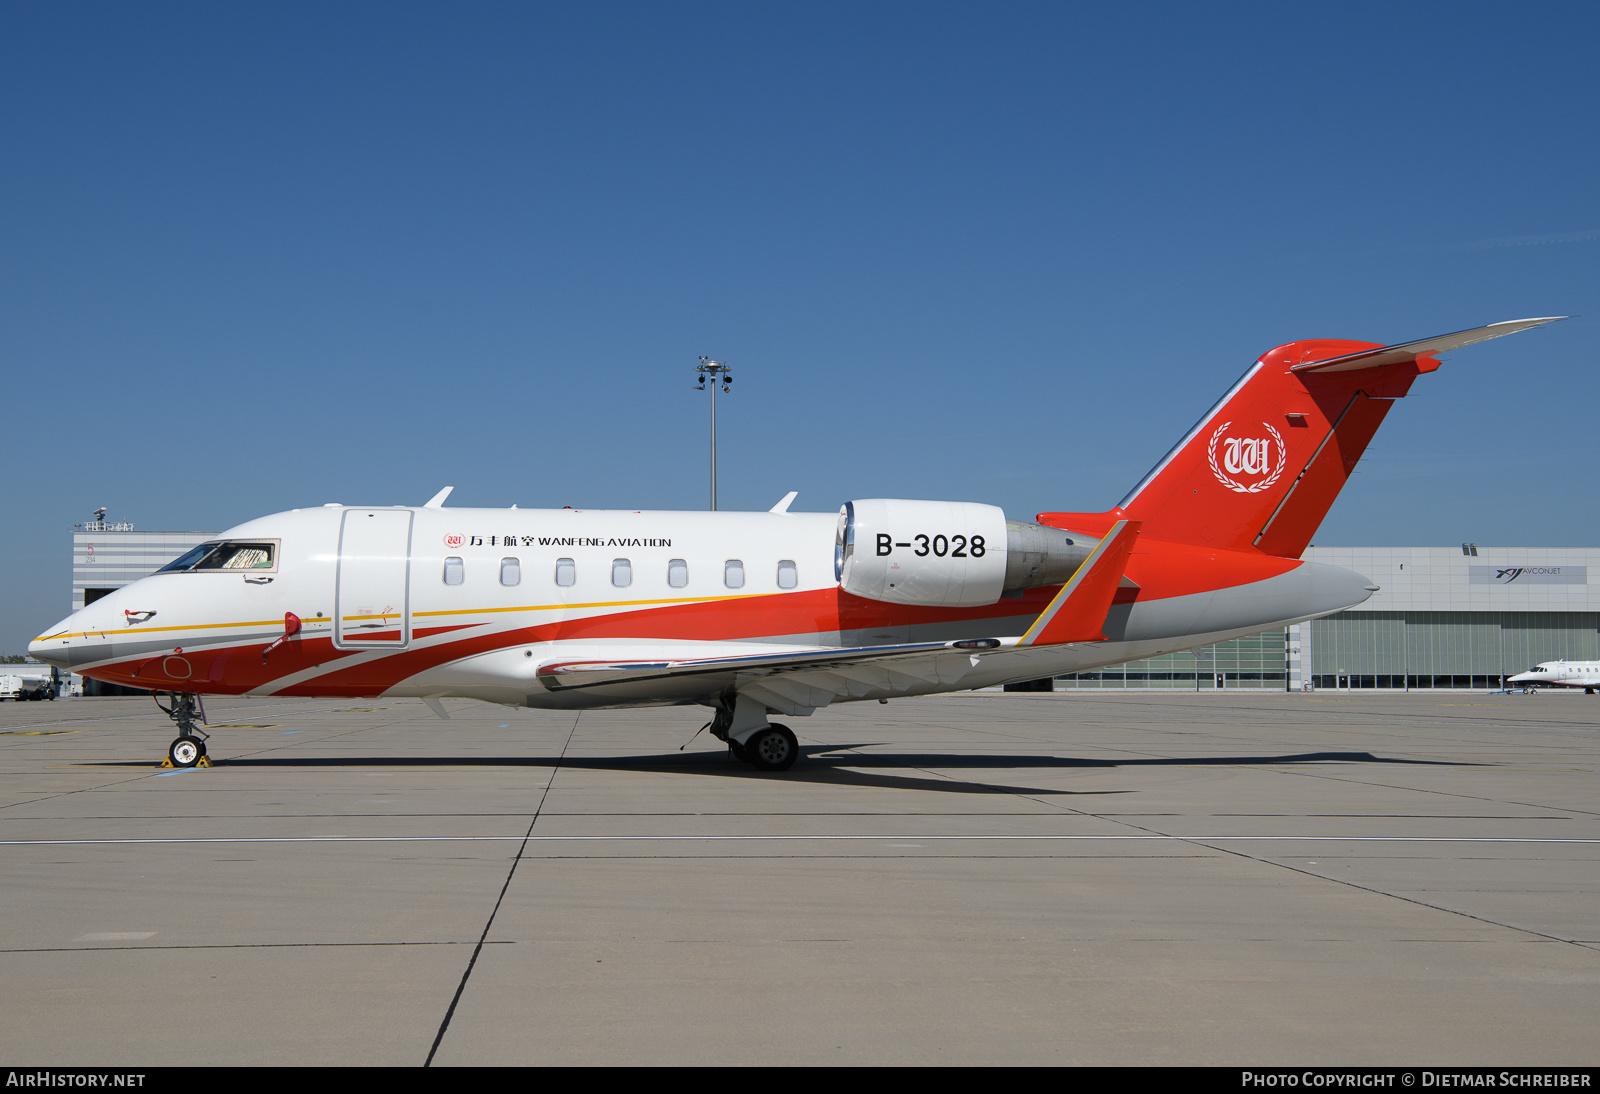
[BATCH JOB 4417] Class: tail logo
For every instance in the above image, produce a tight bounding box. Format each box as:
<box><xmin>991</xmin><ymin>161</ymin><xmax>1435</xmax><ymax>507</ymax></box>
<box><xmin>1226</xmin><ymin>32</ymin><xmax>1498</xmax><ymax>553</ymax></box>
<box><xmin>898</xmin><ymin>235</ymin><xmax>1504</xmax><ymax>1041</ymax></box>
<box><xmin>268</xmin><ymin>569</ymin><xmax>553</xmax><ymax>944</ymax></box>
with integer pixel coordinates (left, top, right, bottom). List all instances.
<box><xmin>1208</xmin><ymin>421</ymin><xmax>1287</xmax><ymax>493</ymax></box>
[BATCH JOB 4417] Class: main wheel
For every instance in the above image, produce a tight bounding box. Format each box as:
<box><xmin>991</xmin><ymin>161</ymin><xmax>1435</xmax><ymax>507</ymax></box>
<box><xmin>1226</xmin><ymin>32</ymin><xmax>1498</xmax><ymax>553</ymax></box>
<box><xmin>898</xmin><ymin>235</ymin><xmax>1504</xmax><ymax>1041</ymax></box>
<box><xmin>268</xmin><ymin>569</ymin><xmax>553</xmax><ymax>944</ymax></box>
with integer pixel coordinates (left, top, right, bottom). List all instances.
<box><xmin>745</xmin><ymin>724</ymin><xmax>798</xmax><ymax>772</ymax></box>
<box><xmin>168</xmin><ymin>736</ymin><xmax>202</xmax><ymax>768</ymax></box>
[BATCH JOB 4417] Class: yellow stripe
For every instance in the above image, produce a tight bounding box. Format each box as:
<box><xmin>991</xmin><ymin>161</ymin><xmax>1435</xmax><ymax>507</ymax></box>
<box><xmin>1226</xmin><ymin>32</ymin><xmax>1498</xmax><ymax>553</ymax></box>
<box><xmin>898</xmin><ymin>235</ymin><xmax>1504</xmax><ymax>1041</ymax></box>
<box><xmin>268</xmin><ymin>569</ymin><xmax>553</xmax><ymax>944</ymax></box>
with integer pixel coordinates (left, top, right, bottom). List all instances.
<box><xmin>410</xmin><ymin>592</ymin><xmax>762</xmax><ymax>619</ymax></box>
<box><xmin>38</xmin><ymin>592</ymin><xmax>775</xmax><ymax>642</ymax></box>
<box><xmin>35</xmin><ymin>618</ymin><xmax>289</xmax><ymax>642</ymax></box>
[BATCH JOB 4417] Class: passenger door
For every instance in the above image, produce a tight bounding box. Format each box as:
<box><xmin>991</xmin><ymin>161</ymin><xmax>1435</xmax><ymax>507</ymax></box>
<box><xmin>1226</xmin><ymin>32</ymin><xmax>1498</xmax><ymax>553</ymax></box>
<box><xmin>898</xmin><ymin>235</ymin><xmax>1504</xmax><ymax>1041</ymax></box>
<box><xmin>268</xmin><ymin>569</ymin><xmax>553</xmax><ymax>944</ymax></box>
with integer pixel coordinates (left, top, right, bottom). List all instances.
<box><xmin>335</xmin><ymin>509</ymin><xmax>413</xmax><ymax>649</ymax></box>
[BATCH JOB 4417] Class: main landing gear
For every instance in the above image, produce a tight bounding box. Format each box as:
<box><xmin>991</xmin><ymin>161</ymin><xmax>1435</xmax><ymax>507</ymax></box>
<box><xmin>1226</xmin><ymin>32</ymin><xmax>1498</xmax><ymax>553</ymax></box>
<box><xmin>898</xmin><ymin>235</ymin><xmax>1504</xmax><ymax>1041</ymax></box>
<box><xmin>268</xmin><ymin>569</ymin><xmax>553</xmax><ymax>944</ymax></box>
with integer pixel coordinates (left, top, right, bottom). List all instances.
<box><xmin>155</xmin><ymin>692</ymin><xmax>210</xmax><ymax>768</ymax></box>
<box><xmin>743</xmin><ymin>723</ymin><xmax>799</xmax><ymax>771</ymax></box>
<box><xmin>708</xmin><ymin>699</ymin><xmax>800</xmax><ymax>772</ymax></box>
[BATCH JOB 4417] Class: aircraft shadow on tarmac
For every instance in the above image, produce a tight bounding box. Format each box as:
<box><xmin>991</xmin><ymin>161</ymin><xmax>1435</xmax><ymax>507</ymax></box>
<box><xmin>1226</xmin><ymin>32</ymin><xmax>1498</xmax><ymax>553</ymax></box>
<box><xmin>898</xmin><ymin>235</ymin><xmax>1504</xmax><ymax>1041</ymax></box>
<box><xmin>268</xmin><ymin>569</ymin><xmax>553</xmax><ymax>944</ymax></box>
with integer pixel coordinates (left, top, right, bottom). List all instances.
<box><xmin>97</xmin><ymin>747</ymin><xmax>1471</xmax><ymax>797</ymax></box>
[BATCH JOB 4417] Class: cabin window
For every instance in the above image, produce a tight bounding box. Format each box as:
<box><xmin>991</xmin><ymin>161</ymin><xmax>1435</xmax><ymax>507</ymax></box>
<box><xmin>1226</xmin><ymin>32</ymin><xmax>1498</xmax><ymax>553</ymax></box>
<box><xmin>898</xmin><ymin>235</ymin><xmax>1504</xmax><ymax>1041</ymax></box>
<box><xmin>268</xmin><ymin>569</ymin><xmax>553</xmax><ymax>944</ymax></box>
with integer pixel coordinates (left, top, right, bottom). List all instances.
<box><xmin>777</xmin><ymin>560</ymin><xmax>798</xmax><ymax>589</ymax></box>
<box><xmin>500</xmin><ymin>557</ymin><xmax>521</xmax><ymax>586</ymax></box>
<box><xmin>555</xmin><ymin>558</ymin><xmax>576</xmax><ymax>587</ymax></box>
<box><xmin>612</xmin><ymin>558</ymin><xmax>632</xmax><ymax>587</ymax></box>
<box><xmin>667</xmin><ymin>559</ymin><xmax>689</xmax><ymax>588</ymax></box>
<box><xmin>443</xmin><ymin>556</ymin><xmax>464</xmax><ymax>585</ymax></box>
<box><xmin>724</xmin><ymin>559</ymin><xmax>745</xmax><ymax>589</ymax></box>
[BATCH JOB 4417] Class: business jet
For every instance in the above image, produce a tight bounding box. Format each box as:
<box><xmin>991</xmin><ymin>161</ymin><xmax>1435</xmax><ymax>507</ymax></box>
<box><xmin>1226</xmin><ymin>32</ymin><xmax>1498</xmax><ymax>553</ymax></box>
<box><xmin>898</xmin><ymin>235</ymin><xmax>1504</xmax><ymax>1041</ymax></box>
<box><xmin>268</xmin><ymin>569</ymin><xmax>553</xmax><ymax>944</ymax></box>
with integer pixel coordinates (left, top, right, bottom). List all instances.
<box><xmin>1508</xmin><ymin>662</ymin><xmax>1600</xmax><ymax>694</ymax></box>
<box><xmin>31</xmin><ymin>317</ymin><xmax>1563</xmax><ymax>771</ymax></box>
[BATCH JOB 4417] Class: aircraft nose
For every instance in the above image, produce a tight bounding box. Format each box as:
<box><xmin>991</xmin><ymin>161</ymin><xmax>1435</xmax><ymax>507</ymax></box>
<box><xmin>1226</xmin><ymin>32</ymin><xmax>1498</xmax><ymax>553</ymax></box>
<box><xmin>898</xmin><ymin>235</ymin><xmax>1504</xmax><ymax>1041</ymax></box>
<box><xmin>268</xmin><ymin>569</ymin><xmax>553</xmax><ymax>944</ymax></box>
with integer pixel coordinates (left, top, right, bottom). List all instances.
<box><xmin>29</xmin><ymin>622</ymin><xmax>74</xmax><ymax>670</ymax></box>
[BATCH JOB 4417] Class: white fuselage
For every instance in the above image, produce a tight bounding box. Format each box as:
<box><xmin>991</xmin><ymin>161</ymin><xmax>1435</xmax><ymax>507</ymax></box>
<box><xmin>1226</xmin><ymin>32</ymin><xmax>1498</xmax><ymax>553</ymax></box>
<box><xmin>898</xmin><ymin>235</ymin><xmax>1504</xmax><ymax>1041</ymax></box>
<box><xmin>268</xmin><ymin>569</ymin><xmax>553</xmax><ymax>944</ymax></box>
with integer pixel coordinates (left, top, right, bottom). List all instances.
<box><xmin>30</xmin><ymin>502</ymin><xmax>1375</xmax><ymax>715</ymax></box>
<box><xmin>1508</xmin><ymin>661</ymin><xmax>1600</xmax><ymax>691</ymax></box>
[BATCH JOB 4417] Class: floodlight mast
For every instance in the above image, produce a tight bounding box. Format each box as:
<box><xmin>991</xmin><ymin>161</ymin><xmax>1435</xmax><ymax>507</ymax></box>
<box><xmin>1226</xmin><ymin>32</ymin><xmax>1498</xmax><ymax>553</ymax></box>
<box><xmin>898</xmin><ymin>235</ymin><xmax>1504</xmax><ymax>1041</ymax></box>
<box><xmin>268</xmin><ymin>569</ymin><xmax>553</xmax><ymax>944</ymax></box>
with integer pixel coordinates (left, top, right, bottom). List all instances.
<box><xmin>694</xmin><ymin>357</ymin><xmax>733</xmax><ymax>510</ymax></box>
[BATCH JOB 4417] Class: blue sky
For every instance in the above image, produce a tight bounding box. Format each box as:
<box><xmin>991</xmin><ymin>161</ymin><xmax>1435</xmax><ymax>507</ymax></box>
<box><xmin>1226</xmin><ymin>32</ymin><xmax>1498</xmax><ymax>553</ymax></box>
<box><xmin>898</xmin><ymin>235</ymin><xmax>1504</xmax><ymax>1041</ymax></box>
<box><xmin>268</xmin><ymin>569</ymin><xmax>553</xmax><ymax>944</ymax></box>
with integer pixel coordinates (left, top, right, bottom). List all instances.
<box><xmin>3</xmin><ymin>2</ymin><xmax>1597</xmax><ymax>653</ymax></box>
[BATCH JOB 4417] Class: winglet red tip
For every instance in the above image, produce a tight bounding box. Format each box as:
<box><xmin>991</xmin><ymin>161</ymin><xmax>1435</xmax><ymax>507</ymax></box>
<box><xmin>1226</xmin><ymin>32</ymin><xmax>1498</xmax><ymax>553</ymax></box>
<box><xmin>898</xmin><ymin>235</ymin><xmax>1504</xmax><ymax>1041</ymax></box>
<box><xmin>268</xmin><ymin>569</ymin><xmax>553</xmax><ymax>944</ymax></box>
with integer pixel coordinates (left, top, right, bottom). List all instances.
<box><xmin>1018</xmin><ymin>520</ymin><xmax>1141</xmax><ymax>647</ymax></box>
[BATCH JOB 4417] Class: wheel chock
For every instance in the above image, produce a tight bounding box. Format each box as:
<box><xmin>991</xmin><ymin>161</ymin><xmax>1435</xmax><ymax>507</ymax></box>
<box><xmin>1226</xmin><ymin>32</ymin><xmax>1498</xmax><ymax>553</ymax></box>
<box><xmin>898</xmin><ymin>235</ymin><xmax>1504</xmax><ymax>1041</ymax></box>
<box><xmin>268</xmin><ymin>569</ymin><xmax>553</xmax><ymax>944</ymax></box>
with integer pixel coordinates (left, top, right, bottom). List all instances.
<box><xmin>196</xmin><ymin>755</ymin><xmax>211</xmax><ymax>767</ymax></box>
<box><xmin>159</xmin><ymin>757</ymin><xmax>174</xmax><ymax>769</ymax></box>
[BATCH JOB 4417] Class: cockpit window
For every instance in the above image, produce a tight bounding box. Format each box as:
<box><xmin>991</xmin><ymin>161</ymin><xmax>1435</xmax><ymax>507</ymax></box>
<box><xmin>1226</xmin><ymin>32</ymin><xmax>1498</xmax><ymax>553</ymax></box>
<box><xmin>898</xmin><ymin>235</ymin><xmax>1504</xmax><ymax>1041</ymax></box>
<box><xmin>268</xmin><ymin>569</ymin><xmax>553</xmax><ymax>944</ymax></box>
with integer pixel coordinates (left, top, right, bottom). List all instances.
<box><xmin>158</xmin><ymin>541</ymin><xmax>278</xmax><ymax>573</ymax></box>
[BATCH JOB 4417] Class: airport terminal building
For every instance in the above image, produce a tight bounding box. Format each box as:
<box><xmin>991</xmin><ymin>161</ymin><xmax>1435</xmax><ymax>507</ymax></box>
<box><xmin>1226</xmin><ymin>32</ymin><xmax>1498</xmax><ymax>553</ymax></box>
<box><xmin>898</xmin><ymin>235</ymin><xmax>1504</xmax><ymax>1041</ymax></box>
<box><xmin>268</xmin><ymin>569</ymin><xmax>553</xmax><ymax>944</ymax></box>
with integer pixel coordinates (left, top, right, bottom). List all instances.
<box><xmin>59</xmin><ymin>524</ymin><xmax>1600</xmax><ymax>693</ymax></box>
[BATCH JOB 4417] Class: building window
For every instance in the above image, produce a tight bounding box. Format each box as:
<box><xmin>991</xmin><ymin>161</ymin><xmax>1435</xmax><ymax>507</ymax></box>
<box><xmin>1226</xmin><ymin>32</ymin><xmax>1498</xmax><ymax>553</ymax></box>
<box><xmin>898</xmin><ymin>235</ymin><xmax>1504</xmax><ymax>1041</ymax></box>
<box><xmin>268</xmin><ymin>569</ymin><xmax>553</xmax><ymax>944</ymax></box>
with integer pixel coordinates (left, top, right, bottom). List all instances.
<box><xmin>724</xmin><ymin>560</ymin><xmax>745</xmax><ymax>589</ymax></box>
<box><xmin>777</xmin><ymin>560</ymin><xmax>798</xmax><ymax>589</ymax></box>
<box><xmin>612</xmin><ymin>558</ymin><xmax>632</xmax><ymax>587</ymax></box>
<box><xmin>667</xmin><ymin>559</ymin><xmax>689</xmax><ymax>588</ymax></box>
<box><xmin>500</xmin><ymin>557</ymin><xmax>520</xmax><ymax>586</ymax></box>
<box><xmin>443</xmin><ymin>557</ymin><xmax>464</xmax><ymax>585</ymax></box>
<box><xmin>555</xmin><ymin>558</ymin><xmax>576</xmax><ymax>587</ymax></box>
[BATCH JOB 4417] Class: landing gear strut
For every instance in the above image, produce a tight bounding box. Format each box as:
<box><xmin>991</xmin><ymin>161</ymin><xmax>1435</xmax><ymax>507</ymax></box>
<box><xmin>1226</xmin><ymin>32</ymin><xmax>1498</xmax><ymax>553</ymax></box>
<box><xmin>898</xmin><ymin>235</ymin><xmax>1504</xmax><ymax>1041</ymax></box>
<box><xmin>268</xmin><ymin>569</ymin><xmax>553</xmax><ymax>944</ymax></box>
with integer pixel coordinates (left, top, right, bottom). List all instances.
<box><xmin>154</xmin><ymin>692</ymin><xmax>210</xmax><ymax>768</ymax></box>
<box><xmin>707</xmin><ymin>706</ymin><xmax>744</xmax><ymax>760</ymax></box>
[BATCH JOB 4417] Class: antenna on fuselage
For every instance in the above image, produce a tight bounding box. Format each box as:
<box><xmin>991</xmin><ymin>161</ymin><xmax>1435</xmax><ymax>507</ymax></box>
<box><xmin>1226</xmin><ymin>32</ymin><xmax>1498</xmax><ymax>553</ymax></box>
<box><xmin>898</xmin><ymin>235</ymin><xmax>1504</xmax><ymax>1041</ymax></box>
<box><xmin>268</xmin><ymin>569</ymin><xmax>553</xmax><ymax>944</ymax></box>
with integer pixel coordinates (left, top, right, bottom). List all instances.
<box><xmin>424</xmin><ymin>486</ymin><xmax>454</xmax><ymax>509</ymax></box>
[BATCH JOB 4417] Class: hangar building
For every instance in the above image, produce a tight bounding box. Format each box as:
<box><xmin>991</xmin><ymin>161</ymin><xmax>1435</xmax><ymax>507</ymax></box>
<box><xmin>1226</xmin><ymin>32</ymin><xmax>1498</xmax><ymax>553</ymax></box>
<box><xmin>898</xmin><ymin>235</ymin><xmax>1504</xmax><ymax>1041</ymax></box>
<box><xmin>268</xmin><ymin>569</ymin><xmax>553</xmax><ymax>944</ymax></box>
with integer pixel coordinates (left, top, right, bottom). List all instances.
<box><xmin>1056</xmin><ymin>545</ymin><xmax>1598</xmax><ymax>691</ymax></box>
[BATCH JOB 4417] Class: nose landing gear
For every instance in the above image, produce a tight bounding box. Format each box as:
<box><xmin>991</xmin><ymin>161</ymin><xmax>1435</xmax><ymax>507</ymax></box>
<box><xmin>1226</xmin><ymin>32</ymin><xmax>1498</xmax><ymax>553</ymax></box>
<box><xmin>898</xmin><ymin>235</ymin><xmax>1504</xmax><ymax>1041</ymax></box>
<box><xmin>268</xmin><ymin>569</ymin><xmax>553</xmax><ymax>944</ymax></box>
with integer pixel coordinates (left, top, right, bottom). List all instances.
<box><xmin>155</xmin><ymin>692</ymin><xmax>211</xmax><ymax>768</ymax></box>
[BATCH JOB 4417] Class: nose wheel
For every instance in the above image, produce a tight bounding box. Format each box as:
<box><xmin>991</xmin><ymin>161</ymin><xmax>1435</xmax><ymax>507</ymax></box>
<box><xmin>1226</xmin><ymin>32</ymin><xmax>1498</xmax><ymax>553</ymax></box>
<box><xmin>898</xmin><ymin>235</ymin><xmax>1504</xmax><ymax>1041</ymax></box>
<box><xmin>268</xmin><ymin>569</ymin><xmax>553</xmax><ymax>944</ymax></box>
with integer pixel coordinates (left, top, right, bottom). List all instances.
<box><xmin>167</xmin><ymin>736</ymin><xmax>208</xmax><ymax>768</ymax></box>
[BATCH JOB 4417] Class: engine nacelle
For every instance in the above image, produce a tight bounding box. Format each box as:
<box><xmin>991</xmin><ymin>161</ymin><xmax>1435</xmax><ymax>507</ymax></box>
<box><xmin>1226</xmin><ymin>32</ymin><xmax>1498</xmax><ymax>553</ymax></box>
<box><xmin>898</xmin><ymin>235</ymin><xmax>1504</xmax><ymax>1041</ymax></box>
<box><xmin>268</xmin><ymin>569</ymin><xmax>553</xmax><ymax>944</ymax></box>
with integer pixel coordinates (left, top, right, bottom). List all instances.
<box><xmin>837</xmin><ymin>500</ymin><xmax>1008</xmax><ymax>607</ymax></box>
<box><xmin>836</xmin><ymin>500</ymin><xmax>1099</xmax><ymax>608</ymax></box>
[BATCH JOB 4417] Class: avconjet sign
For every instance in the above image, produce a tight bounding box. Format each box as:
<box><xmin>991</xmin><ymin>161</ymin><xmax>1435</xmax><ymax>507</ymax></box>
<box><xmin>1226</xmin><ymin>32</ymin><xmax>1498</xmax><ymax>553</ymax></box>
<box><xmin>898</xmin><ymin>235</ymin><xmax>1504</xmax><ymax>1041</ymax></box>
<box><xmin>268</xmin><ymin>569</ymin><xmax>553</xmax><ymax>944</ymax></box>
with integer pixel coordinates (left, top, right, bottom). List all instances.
<box><xmin>1467</xmin><ymin>566</ymin><xmax>1587</xmax><ymax>585</ymax></box>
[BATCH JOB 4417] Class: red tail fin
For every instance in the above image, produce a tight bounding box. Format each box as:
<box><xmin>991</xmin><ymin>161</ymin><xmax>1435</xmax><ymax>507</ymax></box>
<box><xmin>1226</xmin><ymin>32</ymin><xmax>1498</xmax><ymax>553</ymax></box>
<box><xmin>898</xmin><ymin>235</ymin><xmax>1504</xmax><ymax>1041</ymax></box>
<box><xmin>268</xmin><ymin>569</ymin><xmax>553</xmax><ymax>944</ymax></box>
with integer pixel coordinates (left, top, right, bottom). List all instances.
<box><xmin>1039</xmin><ymin>318</ymin><xmax>1562</xmax><ymax>558</ymax></box>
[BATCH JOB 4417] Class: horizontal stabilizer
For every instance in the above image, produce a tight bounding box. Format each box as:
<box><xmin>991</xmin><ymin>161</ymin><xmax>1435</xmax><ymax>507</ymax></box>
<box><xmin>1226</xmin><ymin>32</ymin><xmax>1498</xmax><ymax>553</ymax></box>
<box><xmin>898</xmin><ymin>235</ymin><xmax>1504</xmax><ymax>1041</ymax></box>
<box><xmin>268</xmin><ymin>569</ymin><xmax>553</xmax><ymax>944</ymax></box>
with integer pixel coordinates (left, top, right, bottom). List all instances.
<box><xmin>1018</xmin><ymin>519</ymin><xmax>1140</xmax><ymax>646</ymax></box>
<box><xmin>1291</xmin><ymin>317</ymin><xmax>1565</xmax><ymax>374</ymax></box>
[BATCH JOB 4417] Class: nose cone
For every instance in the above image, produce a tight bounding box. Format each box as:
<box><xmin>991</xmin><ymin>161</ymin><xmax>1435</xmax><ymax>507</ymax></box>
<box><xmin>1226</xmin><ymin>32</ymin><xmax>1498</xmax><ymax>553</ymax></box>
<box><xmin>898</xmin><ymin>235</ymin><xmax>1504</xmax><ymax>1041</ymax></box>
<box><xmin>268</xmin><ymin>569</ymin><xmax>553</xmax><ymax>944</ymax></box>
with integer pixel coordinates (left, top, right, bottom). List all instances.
<box><xmin>29</xmin><ymin>616</ymin><xmax>76</xmax><ymax>670</ymax></box>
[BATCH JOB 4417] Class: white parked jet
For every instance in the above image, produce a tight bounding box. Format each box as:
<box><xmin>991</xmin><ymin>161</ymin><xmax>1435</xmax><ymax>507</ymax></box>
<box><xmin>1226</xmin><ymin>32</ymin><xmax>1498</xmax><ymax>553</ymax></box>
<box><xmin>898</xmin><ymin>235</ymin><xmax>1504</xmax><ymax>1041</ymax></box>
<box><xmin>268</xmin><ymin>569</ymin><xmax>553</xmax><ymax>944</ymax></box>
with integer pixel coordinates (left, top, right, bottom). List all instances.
<box><xmin>1508</xmin><ymin>662</ymin><xmax>1600</xmax><ymax>694</ymax></box>
<box><xmin>30</xmin><ymin>318</ymin><xmax>1564</xmax><ymax>770</ymax></box>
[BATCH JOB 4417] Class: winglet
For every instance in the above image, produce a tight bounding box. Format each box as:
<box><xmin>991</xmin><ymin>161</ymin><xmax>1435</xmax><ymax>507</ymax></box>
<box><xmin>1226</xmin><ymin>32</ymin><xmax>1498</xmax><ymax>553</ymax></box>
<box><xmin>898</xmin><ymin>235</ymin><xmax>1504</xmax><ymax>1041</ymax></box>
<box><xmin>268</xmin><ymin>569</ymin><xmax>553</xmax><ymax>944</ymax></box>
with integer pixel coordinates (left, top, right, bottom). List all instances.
<box><xmin>424</xmin><ymin>486</ymin><xmax>454</xmax><ymax>509</ymax></box>
<box><xmin>421</xmin><ymin>696</ymin><xmax>451</xmax><ymax>720</ymax></box>
<box><xmin>769</xmin><ymin>491</ymin><xmax>798</xmax><ymax>514</ymax></box>
<box><xmin>1018</xmin><ymin>520</ymin><xmax>1141</xmax><ymax>646</ymax></box>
